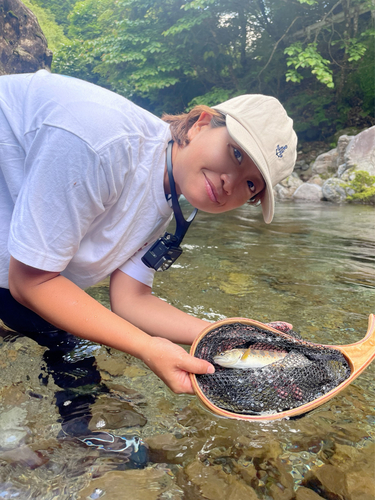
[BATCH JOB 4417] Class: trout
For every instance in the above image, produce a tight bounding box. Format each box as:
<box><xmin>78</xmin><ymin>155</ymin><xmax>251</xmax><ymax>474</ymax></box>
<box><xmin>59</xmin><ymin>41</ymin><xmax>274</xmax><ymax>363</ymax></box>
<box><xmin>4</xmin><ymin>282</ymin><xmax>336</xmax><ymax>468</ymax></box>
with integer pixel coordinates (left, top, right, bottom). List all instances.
<box><xmin>213</xmin><ymin>347</ymin><xmax>287</xmax><ymax>369</ymax></box>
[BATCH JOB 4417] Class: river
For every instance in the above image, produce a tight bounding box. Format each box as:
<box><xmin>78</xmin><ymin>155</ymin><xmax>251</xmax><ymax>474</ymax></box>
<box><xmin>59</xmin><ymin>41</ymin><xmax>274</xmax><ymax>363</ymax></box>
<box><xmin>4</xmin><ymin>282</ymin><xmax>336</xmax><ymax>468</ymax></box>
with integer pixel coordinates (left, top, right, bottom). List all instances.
<box><xmin>0</xmin><ymin>201</ymin><xmax>374</xmax><ymax>499</ymax></box>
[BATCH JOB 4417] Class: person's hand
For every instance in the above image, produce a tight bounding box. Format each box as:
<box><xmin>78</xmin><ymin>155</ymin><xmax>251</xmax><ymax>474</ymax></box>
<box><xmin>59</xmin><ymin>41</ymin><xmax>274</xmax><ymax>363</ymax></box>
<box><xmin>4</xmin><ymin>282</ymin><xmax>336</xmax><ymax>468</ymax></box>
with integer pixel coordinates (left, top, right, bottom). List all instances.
<box><xmin>140</xmin><ymin>336</ymin><xmax>215</xmax><ymax>394</ymax></box>
<box><xmin>265</xmin><ymin>321</ymin><xmax>293</xmax><ymax>332</ymax></box>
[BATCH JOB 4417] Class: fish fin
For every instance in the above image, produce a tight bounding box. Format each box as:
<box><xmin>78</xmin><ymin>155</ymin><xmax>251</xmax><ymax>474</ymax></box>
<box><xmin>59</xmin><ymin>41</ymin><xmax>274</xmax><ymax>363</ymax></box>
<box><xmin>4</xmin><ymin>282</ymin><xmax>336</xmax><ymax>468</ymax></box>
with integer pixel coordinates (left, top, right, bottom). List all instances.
<box><xmin>241</xmin><ymin>347</ymin><xmax>252</xmax><ymax>360</ymax></box>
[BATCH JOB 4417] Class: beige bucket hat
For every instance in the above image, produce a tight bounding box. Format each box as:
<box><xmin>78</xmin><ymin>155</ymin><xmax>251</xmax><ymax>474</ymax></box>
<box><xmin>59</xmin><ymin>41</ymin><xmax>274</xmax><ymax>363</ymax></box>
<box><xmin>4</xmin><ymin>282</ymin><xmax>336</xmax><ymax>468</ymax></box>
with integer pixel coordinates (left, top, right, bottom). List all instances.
<box><xmin>213</xmin><ymin>94</ymin><xmax>297</xmax><ymax>223</ymax></box>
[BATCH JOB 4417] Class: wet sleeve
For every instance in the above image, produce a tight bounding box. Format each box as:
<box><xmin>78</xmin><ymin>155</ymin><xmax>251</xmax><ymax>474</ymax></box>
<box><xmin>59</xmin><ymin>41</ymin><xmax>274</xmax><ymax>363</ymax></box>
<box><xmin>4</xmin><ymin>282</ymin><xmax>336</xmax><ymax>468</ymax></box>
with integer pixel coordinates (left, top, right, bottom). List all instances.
<box><xmin>8</xmin><ymin>126</ymin><xmax>111</xmax><ymax>272</ymax></box>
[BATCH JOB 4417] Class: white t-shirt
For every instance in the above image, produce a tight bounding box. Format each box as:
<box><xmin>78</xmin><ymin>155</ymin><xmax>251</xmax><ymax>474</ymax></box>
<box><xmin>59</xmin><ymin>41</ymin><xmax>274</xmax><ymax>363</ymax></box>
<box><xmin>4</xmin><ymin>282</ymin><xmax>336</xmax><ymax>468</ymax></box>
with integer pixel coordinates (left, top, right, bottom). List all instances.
<box><xmin>0</xmin><ymin>70</ymin><xmax>173</xmax><ymax>289</ymax></box>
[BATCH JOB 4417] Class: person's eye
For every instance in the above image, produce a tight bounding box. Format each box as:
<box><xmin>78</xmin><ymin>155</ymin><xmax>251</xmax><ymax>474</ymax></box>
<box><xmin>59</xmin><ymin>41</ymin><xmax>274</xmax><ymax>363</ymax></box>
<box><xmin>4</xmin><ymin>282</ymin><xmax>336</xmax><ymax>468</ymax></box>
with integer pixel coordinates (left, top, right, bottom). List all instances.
<box><xmin>233</xmin><ymin>147</ymin><xmax>243</xmax><ymax>164</ymax></box>
<box><xmin>247</xmin><ymin>180</ymin><xmax>256</xmax><ymax>192</ymax></box>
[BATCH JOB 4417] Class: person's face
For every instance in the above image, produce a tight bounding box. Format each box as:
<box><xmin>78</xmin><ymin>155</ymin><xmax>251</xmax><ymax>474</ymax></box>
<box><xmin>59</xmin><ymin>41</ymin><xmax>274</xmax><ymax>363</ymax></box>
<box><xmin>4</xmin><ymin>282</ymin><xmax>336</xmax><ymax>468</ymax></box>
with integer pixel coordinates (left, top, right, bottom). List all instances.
<box><xmin>168</xmin><ymin>112</ymin><xmax>266</xmax><ymax>214</ymax></box>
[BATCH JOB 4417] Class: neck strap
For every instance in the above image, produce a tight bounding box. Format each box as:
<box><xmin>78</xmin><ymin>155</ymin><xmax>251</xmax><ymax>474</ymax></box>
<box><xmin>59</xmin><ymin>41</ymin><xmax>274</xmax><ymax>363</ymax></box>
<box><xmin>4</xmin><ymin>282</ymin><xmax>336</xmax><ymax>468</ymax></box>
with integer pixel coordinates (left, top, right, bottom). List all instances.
<box><xmin>167</xmin><ymin>141</ymin><xmax>198</xmax><ymax>242</ymax></box>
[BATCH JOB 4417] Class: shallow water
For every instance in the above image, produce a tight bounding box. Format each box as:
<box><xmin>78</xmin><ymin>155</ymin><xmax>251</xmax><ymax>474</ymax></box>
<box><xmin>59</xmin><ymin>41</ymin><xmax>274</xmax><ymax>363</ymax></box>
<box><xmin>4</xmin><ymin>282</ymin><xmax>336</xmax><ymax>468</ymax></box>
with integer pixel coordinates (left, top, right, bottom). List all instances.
<box><xmin>0</xmin><ymin>201</ymin><xmax>374</xmax><ymax>499</ymax></box>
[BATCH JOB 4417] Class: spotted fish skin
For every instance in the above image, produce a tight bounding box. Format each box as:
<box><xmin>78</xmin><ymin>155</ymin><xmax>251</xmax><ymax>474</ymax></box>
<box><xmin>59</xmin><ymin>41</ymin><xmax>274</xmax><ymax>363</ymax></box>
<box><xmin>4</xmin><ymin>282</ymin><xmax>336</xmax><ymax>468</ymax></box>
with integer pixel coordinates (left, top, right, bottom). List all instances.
<box><xmin>213</xmin><ymin>347</ymin><xmax>287</xmax><ymax>369</ymax></box>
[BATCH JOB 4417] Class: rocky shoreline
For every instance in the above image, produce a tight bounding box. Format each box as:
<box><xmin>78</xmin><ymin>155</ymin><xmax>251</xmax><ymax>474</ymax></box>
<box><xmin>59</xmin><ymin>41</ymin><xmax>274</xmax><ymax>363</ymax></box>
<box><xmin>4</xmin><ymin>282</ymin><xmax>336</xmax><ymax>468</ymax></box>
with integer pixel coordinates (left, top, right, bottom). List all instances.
<box><xmin>276</xmin><ymin>126</ymin><xmax>375</xmax><ymax>205</ymax></box>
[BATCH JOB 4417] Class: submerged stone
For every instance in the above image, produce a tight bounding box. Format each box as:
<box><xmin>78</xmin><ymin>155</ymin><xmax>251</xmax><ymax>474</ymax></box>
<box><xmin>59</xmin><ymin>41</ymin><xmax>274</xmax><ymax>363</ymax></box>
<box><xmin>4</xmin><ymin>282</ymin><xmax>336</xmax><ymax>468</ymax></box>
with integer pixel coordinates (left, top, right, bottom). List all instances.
<box><xmin>77</xmin><ymin>468</ymin><xmax>176</xmax><ymax>500</ymax></box>
<box><xmin>88</xmin><ymin>395</ymin><xmax>147</xmax><ymax>430</ymax></box>
<box><xmin>178</xmin><ymin>459</ymin><xmax>259</xmax><ymax>500</ymax></box>
<box><xmin>295</xmin><ymin>486</ymin><xmax>325</xmax><ymax>499</ymax></box>
<box><xmin>146</xmin><ymin>432</ymin><xmax>206</xmax><ymax>464</ymax></box>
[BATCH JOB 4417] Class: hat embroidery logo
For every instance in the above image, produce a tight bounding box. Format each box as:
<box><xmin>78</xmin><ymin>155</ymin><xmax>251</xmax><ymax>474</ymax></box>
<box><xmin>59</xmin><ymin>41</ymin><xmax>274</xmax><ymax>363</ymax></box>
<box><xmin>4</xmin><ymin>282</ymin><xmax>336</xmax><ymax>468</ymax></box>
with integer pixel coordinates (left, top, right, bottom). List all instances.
<box><xmin>276</xmin><ymin>144</ymin><xmax>288</xmax><ymax>158</ymax></box>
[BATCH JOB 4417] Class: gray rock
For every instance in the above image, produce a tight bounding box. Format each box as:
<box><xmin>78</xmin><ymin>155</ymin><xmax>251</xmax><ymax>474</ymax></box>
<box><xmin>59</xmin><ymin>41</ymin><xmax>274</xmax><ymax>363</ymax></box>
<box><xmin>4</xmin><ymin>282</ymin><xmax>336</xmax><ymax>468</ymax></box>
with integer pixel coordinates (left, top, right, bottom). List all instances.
<box><xmin>292</xmin><ymin>183</ymin><xmax>323</xmax><ymax>201</ymax></box>
<box><xmin>322</xmin><ymin>178</ymin><xmax>347</xmax><ymax>203</ymax></box>
<box><xmin>294</xmin><ymin>160</ymin><xmax>311</xmax><ymax>172</ymax></box>
<box><xmin>336</xmin><ymin>135</ymin><xmax>354</xmax><ymax>169</ymax></box>
<box><xmin>274</xmin><ymin>173</ymin><xmax>303</xmax><ymax>200</ymax></box>
<box><xmin>311</xmin><ymin>149</ymin><xmax>338</xmax><ymax>175</ymax></box>
<box><xmin>0</xmin><ymin>0</ymin><xmax>52</xmax><ymax>75</ymax></box>
<box><xmin>344</xmin><ymin>126</ymin><xmax>375</xmax><ymax>176</ymax></box>
<box><xmin>307</xmin><ymin>175</ymin><xmax>324</xmax><ymax>186</ymax></box>
<box><xmin>337</xmin><ymin>163</ymin><xmax>348</xmax><ymax>177</ymax></box>
<box><xmin>0</xmin><ymin>407</ymin><xmax>28</xmax><ymax>449</ymax></box>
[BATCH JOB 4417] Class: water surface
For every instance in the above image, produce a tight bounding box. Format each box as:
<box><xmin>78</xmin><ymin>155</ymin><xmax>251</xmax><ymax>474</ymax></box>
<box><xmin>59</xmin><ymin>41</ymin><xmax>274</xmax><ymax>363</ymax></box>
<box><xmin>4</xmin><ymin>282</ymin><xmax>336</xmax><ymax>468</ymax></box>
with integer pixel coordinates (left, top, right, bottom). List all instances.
<box><xmin>0</xmin><ymin>201</ymin><xmax>374</xmax><ymax>499</ymax></box>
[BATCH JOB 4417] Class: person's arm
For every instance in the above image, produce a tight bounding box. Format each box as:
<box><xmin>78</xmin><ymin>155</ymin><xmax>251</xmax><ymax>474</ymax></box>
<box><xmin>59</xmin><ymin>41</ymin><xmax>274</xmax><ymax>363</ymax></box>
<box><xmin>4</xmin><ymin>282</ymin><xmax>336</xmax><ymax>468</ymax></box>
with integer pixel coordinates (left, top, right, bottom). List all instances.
<box><xmin>110</xmin><ymin>268</ymin><xmax>209</xmax><ymax>344</ymax></box>
<box><xmin>8</xmin><ymin>257</ymin><xmax>214</xmax><ymax>394</ymax></box>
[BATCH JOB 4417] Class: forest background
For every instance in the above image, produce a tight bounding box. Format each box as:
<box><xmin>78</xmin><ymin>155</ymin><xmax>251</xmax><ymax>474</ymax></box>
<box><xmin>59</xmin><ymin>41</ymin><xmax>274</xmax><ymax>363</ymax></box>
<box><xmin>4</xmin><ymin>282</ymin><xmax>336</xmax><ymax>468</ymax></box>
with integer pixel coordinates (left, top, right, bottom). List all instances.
<box><xmin>23</xmin><ymin>0</ymin><xmax>374</xmax><ymax>144</ymax></box>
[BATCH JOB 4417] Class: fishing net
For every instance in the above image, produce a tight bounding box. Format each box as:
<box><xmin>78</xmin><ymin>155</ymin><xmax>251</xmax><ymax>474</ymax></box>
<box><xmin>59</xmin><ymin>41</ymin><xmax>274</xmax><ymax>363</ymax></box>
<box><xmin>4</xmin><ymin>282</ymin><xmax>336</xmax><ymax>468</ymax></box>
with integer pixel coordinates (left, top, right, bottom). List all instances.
<box><xmin>194</xmin><ymin>323</ymin><xmax>350</xmax><ymax>415</ymax></box>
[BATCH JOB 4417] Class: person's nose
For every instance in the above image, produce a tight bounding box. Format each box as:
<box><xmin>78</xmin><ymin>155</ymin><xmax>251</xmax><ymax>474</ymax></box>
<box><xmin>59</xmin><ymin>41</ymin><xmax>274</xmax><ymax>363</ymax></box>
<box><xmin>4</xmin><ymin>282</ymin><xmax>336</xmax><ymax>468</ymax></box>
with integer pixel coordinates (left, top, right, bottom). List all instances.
<box><xmin>221</xmin><ymin>172</ymin><xmax>238</xmax><ymax>196</ymax></box>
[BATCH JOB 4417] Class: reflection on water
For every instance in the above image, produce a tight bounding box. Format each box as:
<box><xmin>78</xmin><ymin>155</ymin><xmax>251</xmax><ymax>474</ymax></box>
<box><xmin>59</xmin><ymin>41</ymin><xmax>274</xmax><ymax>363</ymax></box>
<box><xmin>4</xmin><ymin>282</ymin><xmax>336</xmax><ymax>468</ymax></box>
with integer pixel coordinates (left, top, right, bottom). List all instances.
<box><xmin>0</xmin><ymin>201</ymin><xmax>374</xmax><ymax>499</ymax></box>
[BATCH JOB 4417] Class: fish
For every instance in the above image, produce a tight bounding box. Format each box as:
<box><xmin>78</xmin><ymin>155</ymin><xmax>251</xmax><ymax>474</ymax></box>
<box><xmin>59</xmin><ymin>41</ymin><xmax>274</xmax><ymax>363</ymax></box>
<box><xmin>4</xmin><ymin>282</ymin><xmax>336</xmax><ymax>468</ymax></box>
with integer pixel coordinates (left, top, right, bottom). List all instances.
<box><xmin>213</xmin><ymin>347</ymin><xmax>287</xmax><ymax>369</ymax></box>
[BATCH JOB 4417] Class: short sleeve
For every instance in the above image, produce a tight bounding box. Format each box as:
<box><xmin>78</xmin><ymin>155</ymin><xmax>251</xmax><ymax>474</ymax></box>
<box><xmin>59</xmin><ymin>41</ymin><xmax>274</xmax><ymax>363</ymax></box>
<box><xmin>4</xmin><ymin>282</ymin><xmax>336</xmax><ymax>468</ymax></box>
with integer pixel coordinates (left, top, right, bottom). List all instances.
<box><xmin>8</xmin><ymin>126</ymin><xmax>111</xmax><ymax>272</ymax></box>
<box><xmin>119</xmin><ymin>241</ymin><xmax>156</xmax><ymax>287</ymax></box>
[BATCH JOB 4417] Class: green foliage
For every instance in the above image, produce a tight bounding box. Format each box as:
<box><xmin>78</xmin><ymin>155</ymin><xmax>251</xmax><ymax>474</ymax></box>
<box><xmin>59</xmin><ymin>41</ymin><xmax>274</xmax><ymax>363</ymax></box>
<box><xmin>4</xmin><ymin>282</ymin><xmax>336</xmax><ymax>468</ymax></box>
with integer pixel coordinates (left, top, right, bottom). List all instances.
<box><xmin>37</xmin><ymin>0</ymin><xmax>373</xmax><ymax>138</ymax></box>
<box><xmin>285</xmin><ymin>42</ymin><xmax>334</xmax><ymax>88</ymax></box>
<box><xmin>186</xmin><ymin>87</ymin><xmax>237</xmax><ymax>110</ymax></box>
<box><xmin>67</xmin><ymin>0</ymin><xmax>115</xmax><ymax>40</ymax></box>
<box><xmin>22</xmin><ymin>0</ymin><xmax>70</xmax><ymax>52</ymax></box>
<box><xmin>30</xmin><ymin>0</ymin><xmax>77</xmax><ymax>33</ymax></box>
<box><xmin>344</xmin><ymin>171</ymin><xmax>375</xmax><ymax>203</ymax></box>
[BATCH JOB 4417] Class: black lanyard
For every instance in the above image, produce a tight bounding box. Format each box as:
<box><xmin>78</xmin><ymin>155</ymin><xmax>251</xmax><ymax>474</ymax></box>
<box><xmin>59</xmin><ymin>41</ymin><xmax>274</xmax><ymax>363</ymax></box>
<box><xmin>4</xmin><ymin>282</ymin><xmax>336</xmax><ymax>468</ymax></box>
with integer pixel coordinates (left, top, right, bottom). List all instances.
<box><xmin>141</xmin><ymin>141</ymin><xmax>198</xmax><ymax>271</ymax></box>
<box><xmin>166</xmin><ymin>140</ymin><xmax>198</xmax><ymax>241</ymax></box>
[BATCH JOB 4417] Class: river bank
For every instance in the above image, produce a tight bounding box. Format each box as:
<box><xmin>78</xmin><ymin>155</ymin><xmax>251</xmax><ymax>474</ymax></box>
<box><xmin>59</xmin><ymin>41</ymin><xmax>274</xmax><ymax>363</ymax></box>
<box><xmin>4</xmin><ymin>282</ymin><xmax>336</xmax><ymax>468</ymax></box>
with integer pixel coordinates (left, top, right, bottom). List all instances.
<box><xmin>275</xmin><ymin>126</ymin><xmax>375</xmax><ymax>205</ymax></box>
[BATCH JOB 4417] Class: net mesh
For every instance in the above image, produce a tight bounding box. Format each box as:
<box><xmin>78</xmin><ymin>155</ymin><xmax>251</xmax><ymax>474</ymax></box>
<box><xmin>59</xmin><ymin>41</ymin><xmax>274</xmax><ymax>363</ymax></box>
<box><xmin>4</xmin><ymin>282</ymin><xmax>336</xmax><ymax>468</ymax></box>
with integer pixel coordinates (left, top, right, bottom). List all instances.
<box><xmin>194</xmin><ymin>323</ymin><xmax>350</xmax><ymax>415</ymax></box>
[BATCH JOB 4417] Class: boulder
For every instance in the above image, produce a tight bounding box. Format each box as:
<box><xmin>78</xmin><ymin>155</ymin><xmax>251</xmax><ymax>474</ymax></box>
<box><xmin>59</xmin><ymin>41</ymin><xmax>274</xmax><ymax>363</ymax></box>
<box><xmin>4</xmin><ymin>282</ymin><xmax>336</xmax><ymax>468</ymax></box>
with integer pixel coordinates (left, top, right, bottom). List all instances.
<box><xmin>292</xmin><ymin>182</ymin><xmax>323</xmax><ymax>201</ymax></box>
<box><xmin>344</xmin><ymin>126</ymin><xmax>375</xmax><ymax>176</ymax></box>
<box><xmin>336</xmin><ymin>134</ymin><xmax>354</xmax><ymax>171</ymax></box>
<box><xmin>77</xmin><ymin>468</ymin><xmax>178</xmax><ymax>500</ymax></box>
<box><xmin>295</xmin><ymin>486</ymin><xmax>325</xmax><ymax>500</ymax></box>
<box><xmin>0</xmin><ymin>0</ymin><xmax>52</xmax><ymax>75</ymax></box>
<box><xmin>322</xmin><ymin>178</ymin><xmax>347</xmax><ymax>203</ymax></box>
<box><xmin>274</xmin><ymin>173</ymin><xmax>303</xmax><ymax>200</ymax></box>
<box><xmin>307</xmin><ymin>175</ymin><xmax>324</xmax><ymax>186</ymax></box>
<box><xmin>311</xmin><ymin>149</ymin><xmax>338</xmax><ymax>176</ymax></box>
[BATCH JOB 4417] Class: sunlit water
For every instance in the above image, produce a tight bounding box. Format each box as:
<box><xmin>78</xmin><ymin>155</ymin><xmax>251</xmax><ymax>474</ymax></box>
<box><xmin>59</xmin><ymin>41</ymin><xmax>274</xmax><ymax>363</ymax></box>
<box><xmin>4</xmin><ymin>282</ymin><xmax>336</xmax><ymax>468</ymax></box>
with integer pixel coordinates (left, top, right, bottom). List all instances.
<box><xmin>0</xmin><ymin>201</ymin><xmax>374</xmax><ymax>499</ymax></box>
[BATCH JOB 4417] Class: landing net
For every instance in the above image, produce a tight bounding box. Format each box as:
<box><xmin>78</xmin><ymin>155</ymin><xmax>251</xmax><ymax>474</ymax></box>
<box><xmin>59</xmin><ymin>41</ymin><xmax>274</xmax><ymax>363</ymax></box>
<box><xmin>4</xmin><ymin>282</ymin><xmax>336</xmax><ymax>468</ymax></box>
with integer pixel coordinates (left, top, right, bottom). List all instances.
<box><xmin>194</xmin><ymin>323</ymin><xmax>350</xmax><ymax>415</ymax></box>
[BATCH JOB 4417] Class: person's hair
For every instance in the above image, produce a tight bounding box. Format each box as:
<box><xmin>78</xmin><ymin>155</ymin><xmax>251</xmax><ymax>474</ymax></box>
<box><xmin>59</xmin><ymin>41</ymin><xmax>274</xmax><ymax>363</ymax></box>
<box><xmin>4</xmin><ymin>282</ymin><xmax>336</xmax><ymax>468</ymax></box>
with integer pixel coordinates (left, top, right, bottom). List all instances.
<box><xmin>162</xmin><ymin>105</ymin><xmax>226</xmax><ymax>146</ymax></box>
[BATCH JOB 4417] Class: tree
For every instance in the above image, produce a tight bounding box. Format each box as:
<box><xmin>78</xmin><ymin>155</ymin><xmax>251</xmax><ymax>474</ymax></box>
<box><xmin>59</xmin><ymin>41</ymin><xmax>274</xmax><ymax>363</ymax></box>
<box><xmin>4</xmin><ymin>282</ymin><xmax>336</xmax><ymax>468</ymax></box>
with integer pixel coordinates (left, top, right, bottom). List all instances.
<box><xmin>48</xmin><ymin>0</ymin><xmax>374</xmax><ymax>138</ymax></box>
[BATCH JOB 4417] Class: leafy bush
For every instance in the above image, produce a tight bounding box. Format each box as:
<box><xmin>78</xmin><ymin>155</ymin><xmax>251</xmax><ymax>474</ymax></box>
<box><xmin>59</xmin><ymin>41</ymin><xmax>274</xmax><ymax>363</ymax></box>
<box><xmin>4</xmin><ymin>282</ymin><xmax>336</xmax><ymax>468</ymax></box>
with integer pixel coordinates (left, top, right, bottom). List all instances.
<box><xmin>345</xmin><ymin>170</ymin><xmax>375</xmax><ymax>203</ymax></box>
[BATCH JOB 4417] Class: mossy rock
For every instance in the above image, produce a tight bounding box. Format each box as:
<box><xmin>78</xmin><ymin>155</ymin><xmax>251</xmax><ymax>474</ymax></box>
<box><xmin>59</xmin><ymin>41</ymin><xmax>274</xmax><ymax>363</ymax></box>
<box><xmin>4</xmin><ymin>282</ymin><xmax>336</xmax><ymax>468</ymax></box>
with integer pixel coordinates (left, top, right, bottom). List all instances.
<box><xmin>343</xmin><ymin>170</ymin><xmax>375</xmax><ymax>204</ymax></box>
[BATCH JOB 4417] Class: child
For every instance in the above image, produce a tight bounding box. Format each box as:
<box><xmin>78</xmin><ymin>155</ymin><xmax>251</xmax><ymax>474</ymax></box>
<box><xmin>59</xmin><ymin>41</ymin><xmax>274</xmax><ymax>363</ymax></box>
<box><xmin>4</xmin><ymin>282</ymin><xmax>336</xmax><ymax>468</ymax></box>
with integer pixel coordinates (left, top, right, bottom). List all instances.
<box><xmin>0</xmin><ymin>70</ymin><xmax>296</xmax><ymax>448</ymax></box>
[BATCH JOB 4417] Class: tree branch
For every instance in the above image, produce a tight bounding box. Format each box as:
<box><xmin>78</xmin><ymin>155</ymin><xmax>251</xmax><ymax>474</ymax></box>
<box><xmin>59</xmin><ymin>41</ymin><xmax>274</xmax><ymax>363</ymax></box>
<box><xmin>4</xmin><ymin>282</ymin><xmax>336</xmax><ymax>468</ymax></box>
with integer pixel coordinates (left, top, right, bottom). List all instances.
<box><xmin>257</xmin><ymin>16</ymin><xmax>299</xmax><ymax>91</ymax></box>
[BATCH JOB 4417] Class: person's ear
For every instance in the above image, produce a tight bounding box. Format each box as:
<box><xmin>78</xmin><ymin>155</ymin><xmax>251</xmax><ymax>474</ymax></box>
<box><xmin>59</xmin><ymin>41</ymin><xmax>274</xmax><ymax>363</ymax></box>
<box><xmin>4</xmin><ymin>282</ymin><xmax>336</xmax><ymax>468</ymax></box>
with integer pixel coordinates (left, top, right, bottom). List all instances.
<box><xmin>187</xmin><ymin>112</ymin><xmax>213</xmax><ymax>140</ymax></box>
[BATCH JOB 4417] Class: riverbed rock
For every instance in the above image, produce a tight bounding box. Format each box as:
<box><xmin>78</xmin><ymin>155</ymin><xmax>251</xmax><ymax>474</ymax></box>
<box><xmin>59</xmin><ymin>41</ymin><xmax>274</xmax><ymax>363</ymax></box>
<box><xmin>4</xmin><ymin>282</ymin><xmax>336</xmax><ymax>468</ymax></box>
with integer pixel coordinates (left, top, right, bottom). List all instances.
<box><xmin>344</xmin><ymin>126</ymin><xmax>375</xmax><ymax>176</ymax></box>
<box><xmin>0</xmin><ymin>407</ymin><xmax>28</xmax><ymax>449</ymax></box>
<box><xmin>311</xmin><ymin>148</ymin><xmax>338</xmax><ymax>176</ymax></box>
<box><xmin>88</xmin><ymin>394</ymin><xmax>147</xmax><ymax>431</ymax></box>
<box><xmin>307</xmin><ymin>175</ymin><xmax>324</xmax><ymax>186</ymax></box>
<box><xmin>325</xmin><ymin>442</ymin><xmax>375</xmax><ymax>500</ymax></box>
<box><xmin>274</xmin><ymin>173</ymin><xmax>303</xmax><ymax>200</ymax></box>
<box><xmin>146</xmin><ymin>432</ymin><xmax>206</xmax><ymax>464</ymax></box>
<box><xmin>0</xmin><ymin>0</ymin><xmax>52</xmax><ymax>75</ymax></box>
<box><xmin>302</xmin><ymin>464</ymin><xmax>348</xmax><ymax>499</ymax></box>
<box><xmin>77</xmin><ymin>468</ymin><xmax>178</xmax><ymax>500</ymax></box>
<box><xmin>292</xmin><ymin>182</ymin><xmax>323</xmax><ymax>201</ymax></box>
<box><xmin>301</xmin><ymin>455</ymin><xmax>375</xmax><ymax>500</ymax></box>
<box><xmin>178</xmin><ymin>459</ymin><xmax>259</xmax><ymax>500</ymax></box>
<box><xmin>336</xmin><ymin>134</ymin><xmax>354</xmax><ymax>170</ymax></box>
<box><xmin>322</xmin><ymin>178</ymin><xmax>348</xmax><ymax>203</ymax></box>
<box><xmin>295</xmin><ymin>486</ymin><xmax>325</xmax><ymax>500</ymax></box>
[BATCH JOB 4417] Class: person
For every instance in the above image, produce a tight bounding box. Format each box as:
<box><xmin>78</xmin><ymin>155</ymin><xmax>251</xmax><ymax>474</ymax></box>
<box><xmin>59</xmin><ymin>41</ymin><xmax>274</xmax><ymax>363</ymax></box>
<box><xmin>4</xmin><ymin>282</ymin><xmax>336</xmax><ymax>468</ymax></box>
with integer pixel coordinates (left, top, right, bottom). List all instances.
<box><xmin>0</xmin><ymin>70</ymin><xmax>297</xmax><ymax>452</ymax></box>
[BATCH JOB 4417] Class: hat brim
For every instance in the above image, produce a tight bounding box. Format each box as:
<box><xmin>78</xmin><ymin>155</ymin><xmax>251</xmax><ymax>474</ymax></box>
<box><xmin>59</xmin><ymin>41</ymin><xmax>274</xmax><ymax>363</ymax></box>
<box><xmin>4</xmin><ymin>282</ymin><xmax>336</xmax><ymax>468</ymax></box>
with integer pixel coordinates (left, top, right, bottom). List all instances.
<box><xmin>225</xmin><ymin>115</ymin><xmax>274</xmax><ymax>224</ymax></box>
